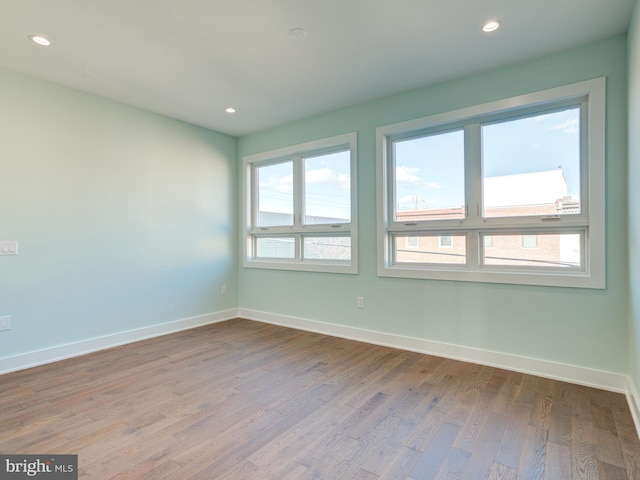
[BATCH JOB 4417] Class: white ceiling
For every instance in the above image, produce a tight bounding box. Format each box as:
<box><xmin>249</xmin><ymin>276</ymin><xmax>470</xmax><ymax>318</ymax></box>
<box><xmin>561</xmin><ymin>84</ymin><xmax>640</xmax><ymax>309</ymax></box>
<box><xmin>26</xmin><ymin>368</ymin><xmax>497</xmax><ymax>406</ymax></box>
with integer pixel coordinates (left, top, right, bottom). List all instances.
<box><xmin>0</xmin><ymin>0</ymin><xmax>635</xmax><ymax>136</ymax></box>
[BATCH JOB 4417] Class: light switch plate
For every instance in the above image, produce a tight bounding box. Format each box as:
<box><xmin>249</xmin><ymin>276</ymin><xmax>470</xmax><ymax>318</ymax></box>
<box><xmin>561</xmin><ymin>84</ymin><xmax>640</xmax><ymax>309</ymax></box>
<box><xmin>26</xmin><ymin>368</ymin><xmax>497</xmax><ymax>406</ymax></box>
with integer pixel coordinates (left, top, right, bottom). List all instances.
<box><xmin>0</xmin><ymin>241</ymin><xmax>18</xmax><ymax>256</ymax></box>
<box><xmin>0</xmin><ymin>316</ymin><xmax>10</xmax><ymax>331</ymax></box>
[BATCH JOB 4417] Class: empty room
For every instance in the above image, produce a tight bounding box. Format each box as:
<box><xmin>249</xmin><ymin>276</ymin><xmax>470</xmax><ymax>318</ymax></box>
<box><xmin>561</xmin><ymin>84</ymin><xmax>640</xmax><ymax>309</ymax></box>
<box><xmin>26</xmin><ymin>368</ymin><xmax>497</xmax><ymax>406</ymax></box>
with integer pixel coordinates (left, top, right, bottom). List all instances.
<box><xmin>2</xmin><ymin>0</ymin><xmax>640</xmax><ymax>478</ymax></box>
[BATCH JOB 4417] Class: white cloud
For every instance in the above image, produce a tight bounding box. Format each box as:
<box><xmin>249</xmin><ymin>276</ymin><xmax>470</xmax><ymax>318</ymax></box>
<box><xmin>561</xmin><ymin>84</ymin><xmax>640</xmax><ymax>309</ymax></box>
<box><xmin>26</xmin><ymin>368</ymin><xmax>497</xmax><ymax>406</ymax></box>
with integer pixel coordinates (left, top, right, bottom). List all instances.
<box><xmin>396</xmin><ymin>166</ymin><xmax>442</xmax><ymax>189</ymax></box>
<box><xmin>396</xmin><ymin>166</ymin><xmax>421</xmax><ymax>185</ymax></box>
<box><xmin>261</xmin><ymin>173</ymin><xmax>293</xmax><ymax>194</ymax></box>
<box><xmin>306</xmin><ymin>167</ymin><xmax>337</xmax><ymax>184</ymax></box>
<box><xmin>534</xmin><ymin>113</ymin><xmax>555</xmax><ymax>122</ymax></box>
<box><xmin>306</xmin><ymin>167</ymin><xmax>350</xmax><ymax>191</ymax></box>
<box><xmin>551</xmin><ymin>118</ymin><xmax>579</xmax><ymax>134</ymax></box>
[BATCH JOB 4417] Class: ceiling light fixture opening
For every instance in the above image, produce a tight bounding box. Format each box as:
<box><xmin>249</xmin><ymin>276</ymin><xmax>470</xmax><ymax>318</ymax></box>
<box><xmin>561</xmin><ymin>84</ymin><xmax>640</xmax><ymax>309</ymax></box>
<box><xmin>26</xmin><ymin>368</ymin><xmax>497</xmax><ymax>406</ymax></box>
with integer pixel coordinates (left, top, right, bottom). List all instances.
<box><xmin>482</xmin><ymin>20</ymin><xmax>501</xmax><ymax>33</ymax></box>
<box><xmin>73</xmin><ymin>67</ymin><xmax>94</xmax><ymax>77</ymax></box>
<box><xmin>225</xmin><ymin>107</ymin><xmax>237</xmax><ymax>114</ymax></box>
<box><xmin>289</xmin><ymin>28</ymin><xmax>308</xmax><ymax>40</ymax></box>
<box><xmin>29</xmin><ymin>35</ymin><xmax>51</xmax><ymax>46</ymax></box>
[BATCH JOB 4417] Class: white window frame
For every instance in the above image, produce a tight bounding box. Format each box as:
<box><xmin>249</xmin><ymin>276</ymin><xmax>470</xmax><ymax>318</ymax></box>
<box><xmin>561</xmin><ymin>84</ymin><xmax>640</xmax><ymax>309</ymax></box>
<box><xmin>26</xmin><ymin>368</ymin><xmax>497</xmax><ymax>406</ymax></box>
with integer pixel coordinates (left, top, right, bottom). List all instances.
<box><xmin>376</xmin><ymin>78</ymin><xmax>606</xmax><ymax>288</ymax></box>
<box><xmin>243</xmin><ymin>132</ymin><xmax>358</xmax><ymax>274</ymax></box>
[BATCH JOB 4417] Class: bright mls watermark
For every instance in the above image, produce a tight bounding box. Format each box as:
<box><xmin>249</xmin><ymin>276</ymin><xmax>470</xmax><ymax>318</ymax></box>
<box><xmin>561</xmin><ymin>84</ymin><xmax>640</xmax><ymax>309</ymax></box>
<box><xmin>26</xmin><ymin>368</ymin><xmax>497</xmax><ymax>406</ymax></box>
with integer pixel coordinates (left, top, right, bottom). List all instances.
<box><xmin>1</xmin><ymin>455</ymin><xmax>77</xmax><ymax>479</ymax></box>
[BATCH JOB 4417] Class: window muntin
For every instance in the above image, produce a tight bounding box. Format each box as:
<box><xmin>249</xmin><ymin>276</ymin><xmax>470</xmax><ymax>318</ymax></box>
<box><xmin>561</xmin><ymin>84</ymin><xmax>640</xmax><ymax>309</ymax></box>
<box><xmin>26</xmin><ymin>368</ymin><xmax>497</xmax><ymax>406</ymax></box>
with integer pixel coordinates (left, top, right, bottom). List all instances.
<box><xmin>244</xmin><ymin>133</ymin><xmax>357</xmax><ymax>274</ymax></box>
<box><xmin>377</xmin><ymin>78</ymin><xmax>605</xmax><ymax>288</ymax></box>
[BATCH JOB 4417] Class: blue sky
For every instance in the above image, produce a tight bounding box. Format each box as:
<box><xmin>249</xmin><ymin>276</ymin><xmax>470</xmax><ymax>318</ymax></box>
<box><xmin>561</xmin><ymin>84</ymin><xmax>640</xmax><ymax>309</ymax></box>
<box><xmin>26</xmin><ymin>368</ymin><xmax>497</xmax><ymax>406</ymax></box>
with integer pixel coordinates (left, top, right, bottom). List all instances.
<box><xmin>258</xmin><ymin>150</ymin><xmax>351</xmax><ymax>222</ymax></box>
<box><xmin>394</xmin><ymin>107</ymin><xmax>580</xmax><ymax>211</ymax></box>
<box><xmin>257</xmin><ymin>107</ymin><xmax>580</xmax><ymax>220</ymax></box>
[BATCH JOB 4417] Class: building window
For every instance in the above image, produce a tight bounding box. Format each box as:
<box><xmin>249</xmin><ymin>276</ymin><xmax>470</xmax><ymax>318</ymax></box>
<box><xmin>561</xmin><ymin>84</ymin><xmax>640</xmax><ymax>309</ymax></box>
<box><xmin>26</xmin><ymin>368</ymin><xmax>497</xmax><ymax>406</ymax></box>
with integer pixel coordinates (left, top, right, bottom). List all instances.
<box><xmin>406</xmin><ymin>236</ymin><xmax>418</xmax><ymax>249</ymax></box>
<box><xmin>376</xmin><ymin>78</ymin><xmax>605</xmax><ymax>288</ymax></box>
<box><xmin>243</xmin><ymin>133</ymin><xmax>358</xmax><ymax>273</ymax></box>
<box><xmin>438</xmin><ymin>235</ymin><xmax>453</xmax><ymax>248</ymax></box>
<box><xmin>484</xmin><ymin>235</ymin><xmax>493</xmax><ymax>248</ymax></box>
<box><xmin>522</xmin><ymin>235</ymin><xmax>538</xmax><ymax>248</ymax></box>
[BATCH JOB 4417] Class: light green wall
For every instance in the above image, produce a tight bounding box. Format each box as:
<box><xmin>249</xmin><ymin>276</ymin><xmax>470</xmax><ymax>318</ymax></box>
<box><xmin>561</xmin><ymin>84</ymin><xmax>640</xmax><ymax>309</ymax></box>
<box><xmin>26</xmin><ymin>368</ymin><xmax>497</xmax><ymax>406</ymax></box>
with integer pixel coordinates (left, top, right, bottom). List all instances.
<box><xmin>629</xmin><ymin>3</ymin><xmax>640</xmax><ymax>392</ymax></box>
<box><xmin>0</xmin><ymin>68</ymin><xmax>237</xmax><ymax>359</ymax></box>
<box><xmin>0</xmin><ymin>34</ymin><xmax>631</xmax><ymax>377</ymax></box>
<box><xmin>239</xmin><ymin>36</ymin><xmax>629</xmax><ymax>374</ymax></box>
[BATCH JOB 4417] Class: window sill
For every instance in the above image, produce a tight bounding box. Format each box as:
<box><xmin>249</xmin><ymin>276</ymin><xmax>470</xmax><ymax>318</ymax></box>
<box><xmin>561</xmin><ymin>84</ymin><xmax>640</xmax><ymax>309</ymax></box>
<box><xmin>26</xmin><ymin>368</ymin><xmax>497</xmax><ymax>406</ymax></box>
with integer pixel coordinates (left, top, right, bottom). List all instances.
<box><xmin>245</xmin><ymin>259</ymin><xmax>358</xmax><ymax>275</ymax></box>
<box><xmin>378</xmin><ymin>264</ymin><xmax>604</xmax><ymax>289</ymax></box>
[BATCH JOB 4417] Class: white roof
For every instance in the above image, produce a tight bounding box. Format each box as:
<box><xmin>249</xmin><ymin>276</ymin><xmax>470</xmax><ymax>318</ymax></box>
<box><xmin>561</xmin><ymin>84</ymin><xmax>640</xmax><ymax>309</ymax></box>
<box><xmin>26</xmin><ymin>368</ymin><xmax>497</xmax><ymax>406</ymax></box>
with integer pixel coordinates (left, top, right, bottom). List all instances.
<box><xmin>484</xmin><ymin>169</ymin><xmax>568</xmax><ymax>207</ymax></box>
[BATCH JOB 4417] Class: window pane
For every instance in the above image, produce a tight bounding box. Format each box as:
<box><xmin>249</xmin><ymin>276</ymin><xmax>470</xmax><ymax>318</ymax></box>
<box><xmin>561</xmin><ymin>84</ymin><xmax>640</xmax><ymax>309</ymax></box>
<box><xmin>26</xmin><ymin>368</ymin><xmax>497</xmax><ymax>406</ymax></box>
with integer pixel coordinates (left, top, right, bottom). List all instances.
<box><xmin>303</xmin><ymin>237</ymin><xmax>351</xmax><ymax>261</ymax></box>
<box><xmin>304</xmin><ymin>150</ymin><xmax>351</xmax><ymax>225</ymax></box>
<box><xmin>482</xmin><ymin>107</ymin><xmax>581</xmax><ymax>218</ymax></box>
<box><xmin>394</xmin><ymin>235</ymin><xmax>466</xmax><ymax>264</ymax></box>
<box><xmin>393</xmin><ymin>130</ymin><xmax>465</xmax><ymax>222</ymax></box>
<box><xmin>257</xmin><ymin>161</ymin><xmax>293</xmax><ymax>227</ymax></box>
<box><xmin>256</xmin><ymin>237</ymin><xmax>295</xmax><ymax>259</ymax></box>
<box><xmin>522</xmin><ymin>234</ymin><xmax>538</xmax><ymax>248</ymax></box>
<box><xmin>482</xmin><ymin>233</ymin><xmax>582</xmax><ymax>268</ymax></box>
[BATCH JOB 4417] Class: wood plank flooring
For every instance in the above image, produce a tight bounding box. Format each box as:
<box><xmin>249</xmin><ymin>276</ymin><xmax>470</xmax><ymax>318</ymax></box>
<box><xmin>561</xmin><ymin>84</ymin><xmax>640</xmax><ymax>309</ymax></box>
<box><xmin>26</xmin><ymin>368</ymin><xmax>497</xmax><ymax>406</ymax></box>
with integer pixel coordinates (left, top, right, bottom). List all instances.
<box><xmin>1</xmin><ymin>318</ymin><xmax>638</xmax><ymax>479</ymax></box>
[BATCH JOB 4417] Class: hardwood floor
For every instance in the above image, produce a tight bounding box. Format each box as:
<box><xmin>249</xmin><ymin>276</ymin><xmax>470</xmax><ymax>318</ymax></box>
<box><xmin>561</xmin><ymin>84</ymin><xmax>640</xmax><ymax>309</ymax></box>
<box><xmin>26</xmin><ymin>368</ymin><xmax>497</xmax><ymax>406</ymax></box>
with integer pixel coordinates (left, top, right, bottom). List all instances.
<box><xmin>1</xmin><ymin>318</ymin><xmax>639</xmax><ymax>479</ymax></box>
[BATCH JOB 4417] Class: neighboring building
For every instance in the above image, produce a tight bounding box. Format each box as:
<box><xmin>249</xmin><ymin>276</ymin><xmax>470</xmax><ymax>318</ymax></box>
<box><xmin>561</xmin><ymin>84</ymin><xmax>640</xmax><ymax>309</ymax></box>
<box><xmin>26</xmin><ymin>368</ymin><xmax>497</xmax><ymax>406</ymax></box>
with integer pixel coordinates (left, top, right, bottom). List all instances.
<box><xmin>256</xmin><ymin>212</ymin><xmax>351</xmax><ymax>260</ymax></box>
<box><xmin>396</xmin><ymin>169</ymin><xmax>581</xmax><ymax>268</ymax></box>
<box><xmin>257</xmin><ymin>169</ymin><xmax>580</xmax><ymax>267</ymax></box>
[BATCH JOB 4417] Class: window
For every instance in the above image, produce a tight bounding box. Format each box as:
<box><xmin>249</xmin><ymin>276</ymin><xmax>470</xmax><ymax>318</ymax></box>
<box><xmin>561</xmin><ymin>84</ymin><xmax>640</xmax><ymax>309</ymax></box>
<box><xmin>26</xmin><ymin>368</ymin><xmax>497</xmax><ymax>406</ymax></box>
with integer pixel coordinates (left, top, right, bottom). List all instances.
<box><xmin>243</xmin><ymin>133</ymin><xmax>357</xmax><ymax>273</ymax></box>
<box><xmin>522</xmin><ymin>235</ymin><xmax>538</xmax><ymax>249</ymax></box>
<box><xmin>377</xmin><ymin>78</ymin><xmax>605</xmax><ymax>288</ymax></box>
<box><xmin>438</xmin><ymin>235</ymin><xmax>453</xmax><ymax>248</ymax></box>
<box><xmin>405</xmin><ymin>236</ymin><xmax>418</xmax><ymax>249</ymax></box>
<box><xmin>484</xmin><ymin>235</ymin><xmax>493</xmax><ymax>248</ymax></box>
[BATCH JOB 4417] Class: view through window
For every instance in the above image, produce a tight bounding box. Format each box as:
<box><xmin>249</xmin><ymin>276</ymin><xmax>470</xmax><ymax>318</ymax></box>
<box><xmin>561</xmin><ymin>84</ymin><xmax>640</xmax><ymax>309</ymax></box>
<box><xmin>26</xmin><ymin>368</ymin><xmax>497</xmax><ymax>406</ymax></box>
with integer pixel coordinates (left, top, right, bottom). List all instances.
<box><xmin>244</xmin><ymin>133</ymin><xmax>358</xmax><ymax>273</ymax></box>
<box><xmin>377</xmin><ymin>78</ymin><xmax>605</xmax><ymax>288</ymax></box>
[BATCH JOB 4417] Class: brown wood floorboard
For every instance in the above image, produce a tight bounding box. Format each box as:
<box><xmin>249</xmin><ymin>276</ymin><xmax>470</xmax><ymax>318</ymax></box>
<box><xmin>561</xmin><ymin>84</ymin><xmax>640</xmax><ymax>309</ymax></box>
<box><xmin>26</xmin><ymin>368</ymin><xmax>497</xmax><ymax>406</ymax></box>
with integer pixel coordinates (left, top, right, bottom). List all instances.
<box><xmin>1</xmin><ymin>318</ymin><xmax>638</xmax><ymax>479</ymax></box>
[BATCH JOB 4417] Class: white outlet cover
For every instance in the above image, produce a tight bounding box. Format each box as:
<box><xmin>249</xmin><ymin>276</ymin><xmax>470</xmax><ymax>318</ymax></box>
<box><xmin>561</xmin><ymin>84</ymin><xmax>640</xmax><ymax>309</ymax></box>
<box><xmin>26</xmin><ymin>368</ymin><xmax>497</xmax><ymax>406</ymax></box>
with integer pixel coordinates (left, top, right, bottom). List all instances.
<box><xmin>0</xmin><ymin>241</ymin><xmax>18</xmax><ymax>256</ymax></box>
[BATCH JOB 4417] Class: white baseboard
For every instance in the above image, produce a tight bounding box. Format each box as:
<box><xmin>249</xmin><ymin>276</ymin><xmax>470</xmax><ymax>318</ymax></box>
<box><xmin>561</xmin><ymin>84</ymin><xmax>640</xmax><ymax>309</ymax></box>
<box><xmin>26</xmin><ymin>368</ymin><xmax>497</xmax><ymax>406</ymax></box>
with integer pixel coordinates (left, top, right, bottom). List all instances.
<box><xmin>2</xmin><ymin>306</ymin><xmax>636</xmax><ymax>435</ymax></box>
<box><xmin>238</xmin><ymin>308</ymin><xmax>629</xmax><ymax>394</ymax></box>
<box><xmin>628</xmin><ymin>377</ymin><xmax>640</xmax><ymax>438</ymax></box>
<box><xmin>0</xmin><ymin>309</ymin><xmax>237</xmax><ymax>375</ymax></box>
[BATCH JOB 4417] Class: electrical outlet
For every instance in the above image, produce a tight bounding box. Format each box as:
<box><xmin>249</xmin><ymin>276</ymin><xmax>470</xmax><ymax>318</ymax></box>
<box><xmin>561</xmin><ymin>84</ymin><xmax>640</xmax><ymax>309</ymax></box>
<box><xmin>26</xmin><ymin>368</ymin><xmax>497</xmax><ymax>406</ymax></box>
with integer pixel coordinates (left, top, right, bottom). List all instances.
<box><xmin>220</xmin><ymin>284</ymin><xmax>228</xmax><ymax>295</ymax></box>
<box><xmin>0</xmin><ymin>316</ymin><xmax>11</xmax><ymax>331</ymax></box>
<box><xmin>357</xmin><ymin>297</ymin><xmax>364</xmax><ymax>309</ymax></box>
<box><xmin>0</xmin><ymin>241</ymin><xmax>18</xmax><ymax>256</ymax></box>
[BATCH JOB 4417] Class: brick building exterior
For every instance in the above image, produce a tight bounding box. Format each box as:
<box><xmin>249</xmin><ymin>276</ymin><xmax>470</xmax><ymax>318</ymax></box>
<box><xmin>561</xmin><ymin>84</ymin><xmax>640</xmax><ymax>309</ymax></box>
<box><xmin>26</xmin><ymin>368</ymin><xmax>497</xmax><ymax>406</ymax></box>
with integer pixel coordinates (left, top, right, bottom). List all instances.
<box><xmin>395</xmin><ymin>169</ymin><xmax>581</xmax><ymax>268</ymax></box>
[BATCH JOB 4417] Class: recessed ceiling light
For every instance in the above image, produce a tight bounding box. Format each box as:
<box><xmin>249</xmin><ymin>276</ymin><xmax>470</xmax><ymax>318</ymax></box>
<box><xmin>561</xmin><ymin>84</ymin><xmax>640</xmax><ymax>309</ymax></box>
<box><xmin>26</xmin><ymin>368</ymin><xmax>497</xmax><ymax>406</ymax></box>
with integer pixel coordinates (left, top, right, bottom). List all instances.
<box><xmin>29</xmin><ymin>35</ymin><xmax>51</xmax><ymax>46</ymax></box>
<box><xmin>482</xmin><ymin>20</ymin><xmax>500</xmax><ymax>33</ymax></box>
<box><xmin>289</xmin><ymin>28</ymin><xmax>308</xmax><ymax>40</ymax></box>
<box><xmin>225</xmin><ymin>107</ymin><xmax>236</xmax><ymax>114</ymax></box>
<box><xmin>73</xmin><ymin>66</ymin><xmax>94</xmax><ymax>77</ymax></box>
